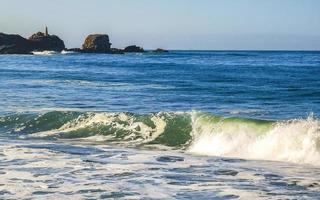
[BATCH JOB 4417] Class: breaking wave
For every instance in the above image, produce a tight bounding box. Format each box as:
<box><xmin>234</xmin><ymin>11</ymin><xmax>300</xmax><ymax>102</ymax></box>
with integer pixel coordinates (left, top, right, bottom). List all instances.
<box><xmin>189</xmin><ymin>112</ymin><xmax>320</xmax><ymax>166</ymax></box>
<box><xmin>61</xmin><ymin>50</ymin><xmax>76</xmax><ymax>54</ymax></box>
<box><xmin>0</xmin><ymin>111</ymin><xmax>319</xmax><ymax>165</ymax></box>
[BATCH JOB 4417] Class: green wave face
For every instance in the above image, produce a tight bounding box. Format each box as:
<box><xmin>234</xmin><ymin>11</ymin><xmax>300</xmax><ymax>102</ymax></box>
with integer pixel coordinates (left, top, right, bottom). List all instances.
<box><xmin>192</xmin><ymin>112</ymin><xmax>274</xmax><ymax>138</ymax></box>
<box><xmin>0</xmin><ymin>111</ymin><xmax>273</xmax><ymax>147</ymax></box>
<box><xmin>0</xmin><ymin>111</ymin><xmax>193</xmax><ymax>147</ymax></box>
<box><xmin>0</xmin><ymin>111</ymin><xmax>82</xmax><ymax>135</ymax></box>
<box><xmin>52</xmin><ymin>112</ymin><xmax>193</xmax><ymax>147</ymax></box>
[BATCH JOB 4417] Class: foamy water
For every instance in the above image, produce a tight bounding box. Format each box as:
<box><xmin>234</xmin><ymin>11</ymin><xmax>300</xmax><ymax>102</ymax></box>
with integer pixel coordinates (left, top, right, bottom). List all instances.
<box><xmin>1</xmin><ymin>138</ymin><xmax>319</xmax><ymax>199</ymax></box>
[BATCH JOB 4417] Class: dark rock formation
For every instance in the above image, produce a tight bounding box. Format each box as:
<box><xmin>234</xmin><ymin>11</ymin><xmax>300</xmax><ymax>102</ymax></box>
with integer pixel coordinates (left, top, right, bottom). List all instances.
<box><xmin>110</xmin><ymin>48</ymin><xmax>124</xmax><ymax>54</ymax></box>
<box><xmin>28</xmin><ymin>32</ymin><xmax>65</xmax><ymax>52</ymax></box>
<box><xmin>82</xmin><ymin>34</ymin><xmax>111</xmax><ymax>53</ymax></box>
<box><xmin>0</xmin><ymin>33</ymin><xmax>31</xmax><ymax>54</ymax></box>
<box><xmin>152</xmin><ymin>48</ymin><xmax>168</xmax><ymax>53</ymax></box>
<box><xmin>0</xmin><ymin>30</ymin><xmax>65</xmax><ymax>54</ymax></box>
<box><xmin>64</xmin><ymin>48</ymin><xmax>82</xmax><ymax>53</ymax></box>
<box><xmin>124</xmin><ymin>45</ymin><xmax>144</xmax><ymax>53</ymax></box>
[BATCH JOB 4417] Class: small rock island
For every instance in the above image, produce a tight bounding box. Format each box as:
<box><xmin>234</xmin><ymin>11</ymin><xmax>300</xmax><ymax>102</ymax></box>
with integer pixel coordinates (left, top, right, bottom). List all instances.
<box><xmin>82</xmin><ymin>34</ymin><xmax>111</xmax><ymax>53</ymax></box>
<box><xmin>0</xmin><ymin>27</ymin><xmax>167</xmax><ymax>54</ymax></box>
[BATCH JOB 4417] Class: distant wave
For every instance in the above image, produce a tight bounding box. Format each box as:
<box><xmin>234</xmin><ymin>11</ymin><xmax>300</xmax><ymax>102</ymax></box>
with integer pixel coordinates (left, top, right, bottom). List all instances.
<box><xmin>61</xmin><ymin>50</ymin><xmax>76</xmax><ymax>54</ymax></box>
<box><xmin>31</xmin><ymin>50</ymin><xmax>77</xmax><ymax>55</ymax></box>
<box><xmin>32</xmin><ymin>50</ymin><xmax>58</xmax><ymax>55</ymax></box>
<box><xmin>1</xmin><ymin>111</ymin><xmax>319</xmax><ymax>165</ymax></box>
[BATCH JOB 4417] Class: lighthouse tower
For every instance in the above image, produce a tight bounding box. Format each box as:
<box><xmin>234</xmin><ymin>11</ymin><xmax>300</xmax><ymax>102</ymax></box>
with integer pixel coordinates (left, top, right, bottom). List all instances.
<box><xmin>45</xmin><ymin>26</ymin><xmax>48</xmax><ymax>36</ymax></box>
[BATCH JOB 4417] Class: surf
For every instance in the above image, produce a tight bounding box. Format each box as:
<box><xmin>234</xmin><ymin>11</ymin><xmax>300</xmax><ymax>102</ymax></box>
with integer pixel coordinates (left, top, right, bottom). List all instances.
<box><xmin>189</xmin><ymin>112</ymin><xmax>320</xmax><ymax>166</ymax></box>
<box><xmin>0</xmin><ymin>111</ymin><xmax>319</xmax><ymax>165</ymax></box>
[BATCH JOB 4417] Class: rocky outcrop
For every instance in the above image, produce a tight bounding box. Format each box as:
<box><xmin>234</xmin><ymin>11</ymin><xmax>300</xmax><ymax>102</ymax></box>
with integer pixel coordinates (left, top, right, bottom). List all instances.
<box><xmin>0</xmin><ymin>33</ymin><xmax>31</xmax><ymax>54</ymax></box>
<box><xmin>64</xmin><ymin>48</ymin><xmax>82</xmax><ymax>53</ymax></box>
<box><xmin>82</xmin><ymin>34</ymin><xmax>111</xmax><ymax>53</ymax></box>
<box><xmin>153</xmin><ymin>48</ymin><xmax>168</xmax><ymax>53</ymax></box>
<box><xmin>0</xmin><ymin>31</ymin><xmax>65</xmax><ymax>54</ymax></box>
<box><xmin>110</xmin><ymin>48</ymin><xmax>124</xmax><ymax>54</ymax></box>
<box><xmin>28</xmin><ymin>32</ymin><xmax>65</xmax><ymax>52</ymax></box>
<box><xmin>124</xmin><ymin>45</ymin><xmax>144</xmax><ymax>53</ymax></box>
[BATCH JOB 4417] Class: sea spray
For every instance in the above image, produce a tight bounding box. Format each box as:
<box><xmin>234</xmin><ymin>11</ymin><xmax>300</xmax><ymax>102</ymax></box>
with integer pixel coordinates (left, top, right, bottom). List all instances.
<box><xmin>189</xmin><ymin>112</ymin><xmax>320</xmax><ymax>165</ymax></box>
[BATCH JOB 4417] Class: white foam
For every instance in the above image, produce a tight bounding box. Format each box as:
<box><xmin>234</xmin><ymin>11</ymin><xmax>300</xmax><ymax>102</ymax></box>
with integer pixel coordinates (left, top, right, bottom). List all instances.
<box><xmin>32</xmin><ymin>50</ymin><xmax>58</xmax><ymax>55</ymax></box>
<box><xmin>61</xmin><ymin>50</ymin><xmax>76</xmax><ymax>54</ymax></box>
<box><xmin>28</xmin><ymin>112</ymin><xmax>168</xmax><ymax>144</ymax></box>
<box><xmin>1</xmin><ymin>138</ymin><xmax>319</xmax><ymax>199</ymax></box>
<box><xmin>189</xmin><ymin>113</ymin><xmax>320</xmax><ymax>166</ymax></box>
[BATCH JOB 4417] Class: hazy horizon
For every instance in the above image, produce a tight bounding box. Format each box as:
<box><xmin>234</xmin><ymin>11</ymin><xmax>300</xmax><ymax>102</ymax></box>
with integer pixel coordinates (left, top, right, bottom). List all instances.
<box><xmin>1</xmin><ymin>0</ymin><xmax>320</xmax><ymax>50</ymax></box>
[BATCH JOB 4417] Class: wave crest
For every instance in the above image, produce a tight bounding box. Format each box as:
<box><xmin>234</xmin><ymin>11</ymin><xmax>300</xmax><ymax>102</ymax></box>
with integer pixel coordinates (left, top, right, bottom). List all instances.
<box><xmin>189</xmin><ymin>112</ymin><xmax>320</xmax><ymax>165</ymax></box>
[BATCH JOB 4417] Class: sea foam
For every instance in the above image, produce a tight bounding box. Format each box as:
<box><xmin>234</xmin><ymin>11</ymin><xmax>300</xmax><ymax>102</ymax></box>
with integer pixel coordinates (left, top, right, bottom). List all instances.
<box><xmin>189</xmin><ymin>112</ymin><xmax>320</xmax><ymax>165</ymax></box>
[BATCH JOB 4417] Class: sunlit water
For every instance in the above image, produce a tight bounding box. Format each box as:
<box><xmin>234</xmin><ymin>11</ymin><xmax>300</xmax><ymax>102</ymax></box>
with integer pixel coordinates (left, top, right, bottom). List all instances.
<box><xmin>0</xmin><ymin>51</ymin><xmax>319</xmax><ymax>199</ymax></box>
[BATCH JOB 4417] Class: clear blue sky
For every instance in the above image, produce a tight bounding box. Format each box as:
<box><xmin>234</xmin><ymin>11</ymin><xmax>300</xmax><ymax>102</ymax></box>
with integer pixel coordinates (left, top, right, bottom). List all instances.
<box><xmin>1</xmin><ymin>0</ymin><xmax>319</xmax><ymax>50</ymax></box>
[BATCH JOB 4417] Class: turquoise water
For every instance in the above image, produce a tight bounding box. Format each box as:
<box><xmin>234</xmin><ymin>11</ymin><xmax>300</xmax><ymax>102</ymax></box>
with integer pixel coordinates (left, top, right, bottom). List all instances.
<box><xmin>0</xmin><ymin>51</ymin><xmax>320</xmax><ymax>199</ymax></box>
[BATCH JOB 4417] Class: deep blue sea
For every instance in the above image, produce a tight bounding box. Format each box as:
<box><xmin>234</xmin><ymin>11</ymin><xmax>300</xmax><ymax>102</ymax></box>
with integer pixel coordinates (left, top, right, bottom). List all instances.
<box><xmin>0</xmin><ymin>51</ymin><xmax>320</xmax><ymax>199</ymax></box>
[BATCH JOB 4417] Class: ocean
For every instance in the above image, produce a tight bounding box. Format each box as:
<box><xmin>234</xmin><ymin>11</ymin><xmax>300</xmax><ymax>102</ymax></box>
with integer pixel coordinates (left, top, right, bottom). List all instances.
<box><xmin>0</xmin><ymin>51</ymin><xmax>319</xmax><ymax>199</ymax></box>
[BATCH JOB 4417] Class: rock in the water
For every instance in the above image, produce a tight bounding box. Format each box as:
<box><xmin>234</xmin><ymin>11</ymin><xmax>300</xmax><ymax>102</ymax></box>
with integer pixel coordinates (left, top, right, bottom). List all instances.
<box><xmin>124</xmin><ymin>45</ymin><xmax>144</xmax><ymax>53</ymax></box>
<box><xmin>82</xmin><ymin>34</ymin><xmax>111</xmax><ymax>53</ymax></box>
<box><xmin>0</xmin><ymin>33</ymin><xmax>31</xmax><ymax>54</ymax></box>
<box><xmin>28</xmin><ymin>32</ymin><xmax>65</xmax><ymax>52</ymax></box>
<box><xmin>110</xmin><ymin>48</ymin><xmax>124</xmax><ymax>54</ymax></box>
<box><xmin>153</xmin><ymin>48</ymin><xmax>168</xmax><ymax>53</ymax></box>
<box><xmin>64</xmin><ymin>48</ymin><xmax>82</xmax><ymax>53</ymax></box>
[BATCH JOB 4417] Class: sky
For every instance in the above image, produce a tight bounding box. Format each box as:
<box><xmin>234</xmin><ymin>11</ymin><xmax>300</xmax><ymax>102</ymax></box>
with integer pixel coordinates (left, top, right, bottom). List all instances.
<box><xmin>0</xmin><ymin>0</ymin><xmax>320</xmax><ymax>50</ymax></box>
